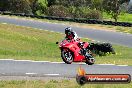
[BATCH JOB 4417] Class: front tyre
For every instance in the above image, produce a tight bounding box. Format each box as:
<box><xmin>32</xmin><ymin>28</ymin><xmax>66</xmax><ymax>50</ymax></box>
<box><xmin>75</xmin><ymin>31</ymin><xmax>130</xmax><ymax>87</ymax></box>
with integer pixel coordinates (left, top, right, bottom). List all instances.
<box><xmin>61</xmin><ymin>49</ymin><xmax>74</xmax><ymax>64</ymax></box>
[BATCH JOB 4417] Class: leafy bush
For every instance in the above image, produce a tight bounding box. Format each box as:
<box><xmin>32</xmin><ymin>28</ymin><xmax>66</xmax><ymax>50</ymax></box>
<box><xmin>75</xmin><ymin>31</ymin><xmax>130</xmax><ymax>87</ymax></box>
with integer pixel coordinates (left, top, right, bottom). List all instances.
<box><xmin>86</xmin><ymin>10</ymin><xmax>102</xmax><ymax>19</ymax></box>
<box><xmin>33</xmin><ymin>0</ymin><xmax>48</xmax><ymax>15</ymax></box>
<box><xmin>48</xmin><ymin>5</ymin><xmax>70</xmax><ymax>17</ymax></box>
<box><xmin>73</xmin><ymin>7</ymin><xmax>90</xmax><ymax>18</ymax></box>
<box><xmin>68</xmin><ymin>6</ymin><xmax>102</xmax><ymax>19</ymax></box>
<box><xmin>47</xmin><ymin>5</ymin><xmax>102</xmax><ymax>19</ymax></box>
<box><xmin>8</xmin><ymin>0</ymin><xmax>32</xmax><ymax>14</ymax></box>
<box><xmin>128</xmin><ymin>4</ymin><xmax>132</xmax><ymax>13</ymax></box>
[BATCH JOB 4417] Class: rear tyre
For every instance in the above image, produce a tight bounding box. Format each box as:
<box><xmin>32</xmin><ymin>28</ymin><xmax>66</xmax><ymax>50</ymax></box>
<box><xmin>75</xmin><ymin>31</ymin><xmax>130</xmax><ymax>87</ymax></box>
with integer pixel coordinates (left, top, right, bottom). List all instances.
<box><xmin>85</xmin><ymin>54</ymin><xmax>95</xmax><ymax>65</ymax></box>
<box><xmin>61</xmin><ymin>49</ymin><xmax>74</xmax><ymax>64</ymax></box>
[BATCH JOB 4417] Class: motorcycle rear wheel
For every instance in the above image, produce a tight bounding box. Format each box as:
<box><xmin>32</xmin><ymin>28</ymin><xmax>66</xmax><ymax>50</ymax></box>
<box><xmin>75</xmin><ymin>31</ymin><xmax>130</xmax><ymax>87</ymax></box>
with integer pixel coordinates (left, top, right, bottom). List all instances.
<box><xmin>86</xmin><ymin>59</ymin><xmax>95</xmax><ymax>65</ymax></box>
<box><xmin>85</xmin><ymin>54</ymin><xmax>95</xmax><ymax>65</ymax></box>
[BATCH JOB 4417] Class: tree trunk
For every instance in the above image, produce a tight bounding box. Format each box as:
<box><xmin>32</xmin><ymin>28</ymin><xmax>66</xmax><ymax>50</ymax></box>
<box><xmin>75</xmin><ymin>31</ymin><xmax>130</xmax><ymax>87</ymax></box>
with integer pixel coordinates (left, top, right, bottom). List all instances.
<box><xmin>114</xmin><ymin>17</ymin><xmax>117</xmax><ymax>22</ymax></box>
<box><xmin>113</xmin><ymin>14</ymin><xmax>118</xmax><ymax>22</ymax></box>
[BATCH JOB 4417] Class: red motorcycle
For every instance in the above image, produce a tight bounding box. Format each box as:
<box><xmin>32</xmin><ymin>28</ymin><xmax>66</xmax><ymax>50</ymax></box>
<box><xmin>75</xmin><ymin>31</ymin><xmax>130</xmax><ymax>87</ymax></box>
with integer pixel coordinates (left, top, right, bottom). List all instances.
<box><xmin>56</xmin><ymin>39</ymin><xmax>95</xmax><ymax>65</ymax></box>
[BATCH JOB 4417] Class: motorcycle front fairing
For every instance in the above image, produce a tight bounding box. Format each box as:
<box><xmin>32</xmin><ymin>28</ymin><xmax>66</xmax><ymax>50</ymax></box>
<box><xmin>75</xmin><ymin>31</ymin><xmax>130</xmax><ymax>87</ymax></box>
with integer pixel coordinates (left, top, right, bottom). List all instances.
<box><xmin>59</xmin><ymin>39</ymin><xmax>85</xmax><ymax>62</ymax></box>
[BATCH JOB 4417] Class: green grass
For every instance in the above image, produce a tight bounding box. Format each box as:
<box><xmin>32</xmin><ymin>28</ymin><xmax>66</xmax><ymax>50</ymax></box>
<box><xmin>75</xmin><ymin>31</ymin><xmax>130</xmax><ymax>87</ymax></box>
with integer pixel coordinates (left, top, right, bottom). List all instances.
<box><xmin>103</xmin><ymin>13</ymin><xmax>132</xmax><ymax>23</ymax></box>
<box><xmin>0</xmin><ymin>23</ymin><xmax>132</xmax><ymax>65</ymax></box>
<box><xmin>0</xmin><ymin>80</ymin><xmax>131</xmax><ymax>88</ymax></box>
<box><xmin>0</xmin><ymin>23</ymin><xmax>63</xmax><ymax>61</ymax></box>
<box><xmin>96</xmin><ymin>45</ymin><xmax>132</xmax><ymax>65</ymax></box>
<box><xmin>115</xmin><ymin>27</ymin><xmax>132</xmax><ymax>34</ymax></box>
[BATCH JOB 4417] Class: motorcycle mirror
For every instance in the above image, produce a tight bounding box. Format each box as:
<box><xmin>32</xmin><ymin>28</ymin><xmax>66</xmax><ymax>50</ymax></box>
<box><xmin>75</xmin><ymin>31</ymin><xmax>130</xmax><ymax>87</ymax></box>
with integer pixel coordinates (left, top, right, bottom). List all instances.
<box><xmin>56</xmin><ymin>42</ymin><xmax>59</xmax><ymax>44</ymax></box>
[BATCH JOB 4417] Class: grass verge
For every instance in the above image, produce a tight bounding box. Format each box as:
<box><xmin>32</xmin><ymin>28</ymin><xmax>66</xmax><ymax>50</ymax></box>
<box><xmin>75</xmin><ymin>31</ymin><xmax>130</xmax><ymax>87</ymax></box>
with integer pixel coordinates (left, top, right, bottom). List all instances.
<box><xmin>0</xmin><ymin>23</ymin><xmax>132</xmax><ymax>65</ymax></box>
<box><xmin>103</xmin><ymin>13</ymin><xmax>132</xmax><ymax>23</ymax></box>
<box><xmin>0</xmin><ymin>80</ymin><xmax>132</xmax><ymax>88</ymax></box>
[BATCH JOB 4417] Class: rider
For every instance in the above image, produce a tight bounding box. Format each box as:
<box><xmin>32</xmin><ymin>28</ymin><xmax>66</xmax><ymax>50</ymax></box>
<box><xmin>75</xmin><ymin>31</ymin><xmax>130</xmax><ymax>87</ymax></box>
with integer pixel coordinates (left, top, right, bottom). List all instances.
<box><xmin>64</xmin><ymin>27</ymin><xmax>90</xmax><ymax>57</ymax></box>
<box><xmin>65</xmin><ymin>27</ymin><xmax>79</xmax><ymax>42</ymax></box>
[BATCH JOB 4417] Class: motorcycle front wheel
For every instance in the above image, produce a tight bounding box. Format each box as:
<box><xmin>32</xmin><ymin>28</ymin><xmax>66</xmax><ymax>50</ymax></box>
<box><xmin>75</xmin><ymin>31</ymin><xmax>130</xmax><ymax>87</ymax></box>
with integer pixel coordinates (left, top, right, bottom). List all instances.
<box><xmin>61</xmin><ymin>49</ymin><xmax>74</xmax><ymax>64</ymax></box>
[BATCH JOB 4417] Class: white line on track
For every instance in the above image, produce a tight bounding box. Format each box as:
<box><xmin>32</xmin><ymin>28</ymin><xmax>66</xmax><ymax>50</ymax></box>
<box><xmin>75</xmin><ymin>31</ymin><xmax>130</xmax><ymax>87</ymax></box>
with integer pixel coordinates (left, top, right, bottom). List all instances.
<box><xmin>26</xmin><ymin>27</ymin><xmax>32</xmax><ymax>29</ymax></box>
<box><xmin>91</xmin><ymin>40</ymin><xmax>96</xmax><ymax>42</ymax></box>
<box><xmin>44</xmin><ymin>30</ymin><xmax>48</xmax><ymax>31</ymax></box>
<box><xmin>50</xmin><ymin>31</ymin><xmax>55</xmax><ymax>32</ymax></box>
<box><xmin>0</xmin><ymin>59</ymin><xmax>129</xmax><ymax>66</ymax></box>
<box><xmin>97</xmin><ymin>64</ymin><xmax>115</xmax><ymax>65</ymax></box>
<box><xmin>13</xmin><ymin>60</ymin><xmax>32</xmax><ymax>62</ymax></box>
<box><xmin>1</xmin><ymin>23</ymin><xmax>7</xmax><ymax>24</ymax></box>
<box><xmin>72</xmin><ymin>62</ymin><xmax>86</xmax><ymax>64</ymax></box>
<box><xmin>44</xmin><ymin>74</ymin><xmax>60</xmax><ymax>76</ymax></box>
<box><xmin>53</xmin><ymin>23</ymin><xmax>58</xmax><ymax>24</ymax></box>
<box><xmin>1</xmin><ymin>73</ymin><xmax>5</xmax><ymax>75</ymax></box>
<box><xmin>31</xmin><ymin>61</ymin><xmax>50</xmax><ymax>63</ymax></box>
<box><xmin>25</xmin><ymin>73</ymin><xmax>37</xmax><ymax>75</ymax></box>
<box><xmin>50</xmin><ymin>62</ymin><xmax>65</xmax><ymax>64</ymax></box>
<box><xmin>0</xmin><ymin>59</ymin><xmax>14</xmax><ymax>60</ymax></box>
<box><xmin>117</xmin><ymin>65</ymin><xmax>128</xmax><ymax>66</ymax></box>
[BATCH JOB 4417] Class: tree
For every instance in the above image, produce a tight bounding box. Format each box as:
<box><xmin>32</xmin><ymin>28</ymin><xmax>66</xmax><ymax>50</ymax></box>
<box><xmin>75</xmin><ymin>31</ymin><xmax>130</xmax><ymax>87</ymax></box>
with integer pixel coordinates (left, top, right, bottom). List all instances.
<box><xmin>26</xmin><ymin>0</ymin><xmax>37</xmax><ymax>14</ymax></box>
<box><xmin>48</xmin><ymin>5</ymin><xmax>70</xmax><ymax>17</ymax></box>
<box><xmin>7</xmin><ymin>0</ymin><xmax>32</xmax><ymax>14</ymax></box>
<box><xmin>128</xmin><ymin>0</ymin><xmax>132</xmax><ymax>13</ymax></box>
<box><xmin>119</xmin><ymin>0</ymin><xmax>130</xmax><ymax>4</ymax></box>
<box><xmin>0</xmin><ymin>0</ymin><xmax>9</xmax><ymax>11</ymax></box>
<box><xmin>128</xmin><ymin>5</ymin><xmax>132</xmax><ymax>13</ymax></box>
<box><xmin>71</xmin><ymin>0</ymin><xmax>87</xmax><ymax>7</ymax></box>
<box><xmin>46</xmin><ymin>0</ymin><xmax>90</xmax><ymax>7</ymax></box>
<box><xmin>34</xmin><ymin>0</ymin><xmax>48</xmax><ymax>15</ymax></box>
<box><xmin>91</xmin><ymin>0</ymin><xmax>103</xmax><ymax>11</ymax></box>
<box><xmin>47</xmin><ymin>0</ymin><xmax>57</xmax><ymax>6</ymax></box>
<box><xmin>103</xmin><ymin>0</ymin><xmax>130</xmax><ymax>22</ymax></box>
<box><xmin>120</xmin><ymin>2</ymin><xmax>129</xmax><ymax>12</ymax></box>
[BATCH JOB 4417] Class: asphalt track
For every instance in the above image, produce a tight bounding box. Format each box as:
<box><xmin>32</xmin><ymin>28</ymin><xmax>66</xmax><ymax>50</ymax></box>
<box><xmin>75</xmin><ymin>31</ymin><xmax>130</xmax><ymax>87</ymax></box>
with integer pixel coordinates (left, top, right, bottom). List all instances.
<box><xmin>0</xmin><ymin>16</ymin><xmax>132</xmax><ymax>47</ymax></box>
<box><xmin>0</xmin><ymin>16</ymin><xmax>132</xmax><ymax>79</ymax></box>
<box><xmin>0</xmin><ymin>59</ymin><xmax>132</xmax><ymax>78</ymax></box>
